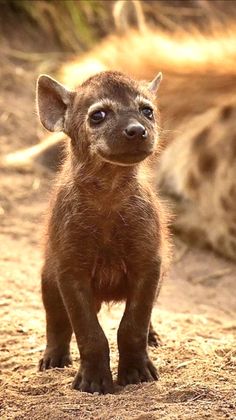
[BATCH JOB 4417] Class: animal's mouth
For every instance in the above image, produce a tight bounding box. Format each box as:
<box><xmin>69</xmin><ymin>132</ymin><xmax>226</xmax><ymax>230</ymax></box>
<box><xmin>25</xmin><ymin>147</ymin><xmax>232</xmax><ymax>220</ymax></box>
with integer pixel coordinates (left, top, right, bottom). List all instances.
<box><xmin>98</xmin><ymin>149</ymin><xmax>152</xmax><ymax>166</ymax></box>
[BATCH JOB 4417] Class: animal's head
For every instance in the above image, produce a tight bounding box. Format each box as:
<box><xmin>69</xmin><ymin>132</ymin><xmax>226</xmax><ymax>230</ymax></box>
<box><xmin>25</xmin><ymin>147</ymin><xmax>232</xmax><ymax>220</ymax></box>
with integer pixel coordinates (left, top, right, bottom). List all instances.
<box><xmin>37</xmin><ymin>71</ymin><xmax>162</xmax><ymax>166</ymax></box>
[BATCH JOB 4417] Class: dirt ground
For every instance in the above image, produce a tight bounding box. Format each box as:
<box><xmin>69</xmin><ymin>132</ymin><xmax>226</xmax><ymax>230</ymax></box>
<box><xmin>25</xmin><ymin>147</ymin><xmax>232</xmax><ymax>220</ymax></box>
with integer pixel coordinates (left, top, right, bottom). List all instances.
<box><xmin>0</xmin><ymin>25</ymin><xmax>236</xmax><ymax>420</ymax></box>
<box><xmin>1</xmin><ymin>163</ymin><xmax>236</xmax><ymax>420</ymax></box>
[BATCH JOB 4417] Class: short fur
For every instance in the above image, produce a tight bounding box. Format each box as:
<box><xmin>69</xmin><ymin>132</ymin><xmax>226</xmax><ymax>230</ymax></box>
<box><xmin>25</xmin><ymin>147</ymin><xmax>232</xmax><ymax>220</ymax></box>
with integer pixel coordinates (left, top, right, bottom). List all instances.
<box><xmin>37</xmin><ymin>70</ymin><xmax>170</xmax><ymax>394</ymax></box>
<box><xmin>6</xmin><ymin>1</ymin><xmax>236</xmax><ymax>261</ymax></box>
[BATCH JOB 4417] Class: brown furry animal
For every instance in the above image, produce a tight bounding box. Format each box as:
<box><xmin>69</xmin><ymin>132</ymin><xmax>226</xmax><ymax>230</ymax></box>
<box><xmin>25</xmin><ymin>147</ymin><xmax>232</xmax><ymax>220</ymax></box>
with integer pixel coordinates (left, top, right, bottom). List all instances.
<box><xmin>37</xmin><ymin>70</ymin><xmax>170</xmax><ymax>394</ymax></box>
<box><xmin>5</xmin><ymin>0</ymin><xmax>236</xmax><ymax>260</ymax></box>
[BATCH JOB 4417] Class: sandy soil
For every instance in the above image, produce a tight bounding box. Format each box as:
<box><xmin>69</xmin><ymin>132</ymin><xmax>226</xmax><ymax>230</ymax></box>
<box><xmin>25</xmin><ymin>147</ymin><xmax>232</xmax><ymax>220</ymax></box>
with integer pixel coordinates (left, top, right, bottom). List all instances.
<box><xmin>0</xmin><ymin>154</ymin><xmax>236</xmax><ymax>420</ymax></box>
<box><xmin>0</xmin><ymin>28</ymin><xmax>235</xmax><ymax>420</ymax></box>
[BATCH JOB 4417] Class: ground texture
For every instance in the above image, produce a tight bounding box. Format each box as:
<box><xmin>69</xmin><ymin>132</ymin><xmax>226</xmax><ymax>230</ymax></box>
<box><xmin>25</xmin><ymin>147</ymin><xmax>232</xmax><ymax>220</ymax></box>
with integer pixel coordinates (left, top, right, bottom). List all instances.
<box><xmin>0</xmin><ymin>164</ymin><xmax>235</xmax><ymax>420</ymax></box>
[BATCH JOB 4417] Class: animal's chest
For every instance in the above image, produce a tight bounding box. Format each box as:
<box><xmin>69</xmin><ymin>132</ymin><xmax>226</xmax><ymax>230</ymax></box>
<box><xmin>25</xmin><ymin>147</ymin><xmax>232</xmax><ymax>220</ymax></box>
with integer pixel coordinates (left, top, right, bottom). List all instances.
<box><xmin>91</xmin><ymin>217</ymin><xmax>129</xmax><ymax>302</ymax></box>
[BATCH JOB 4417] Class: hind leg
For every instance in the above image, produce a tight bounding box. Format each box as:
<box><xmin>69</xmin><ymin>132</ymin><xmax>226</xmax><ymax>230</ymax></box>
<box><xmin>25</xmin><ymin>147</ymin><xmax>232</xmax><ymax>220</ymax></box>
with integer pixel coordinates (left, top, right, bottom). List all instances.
<box><xmin>148</xmin><ymin>322</ymin><xmax>162</xmax><ymax>347</ymax></box>
<box><xmin>39</xmin><ymin>271</ymin><xmax>73</xmax><ymax>370</ymax></box>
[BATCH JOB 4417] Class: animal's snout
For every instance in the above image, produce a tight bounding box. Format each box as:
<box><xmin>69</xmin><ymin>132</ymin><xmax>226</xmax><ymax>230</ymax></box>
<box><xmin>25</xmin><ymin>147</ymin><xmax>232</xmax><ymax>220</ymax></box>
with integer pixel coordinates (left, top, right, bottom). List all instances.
<box><xmin>124</xmin><ymin>123</ymin><xmax>147</xmax><ymax>140</ymax></box>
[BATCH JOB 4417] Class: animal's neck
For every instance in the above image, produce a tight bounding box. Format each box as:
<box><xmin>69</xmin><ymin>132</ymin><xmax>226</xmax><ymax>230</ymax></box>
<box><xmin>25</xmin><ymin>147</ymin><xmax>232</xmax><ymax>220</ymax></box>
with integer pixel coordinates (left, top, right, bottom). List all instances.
<box><xmin>70</xmin><ymin>154</ymin><xmax>140</xmax><ymax>211</ymax></box>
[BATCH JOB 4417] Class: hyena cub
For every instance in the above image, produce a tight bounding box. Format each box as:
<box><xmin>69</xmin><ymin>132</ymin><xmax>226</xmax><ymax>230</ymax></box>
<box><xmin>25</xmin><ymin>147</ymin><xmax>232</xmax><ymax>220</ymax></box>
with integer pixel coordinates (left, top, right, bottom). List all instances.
<box><xmin>37</xmin><ymin>70</ymin><xmax>169</xmax><ymax>394</ymax></box>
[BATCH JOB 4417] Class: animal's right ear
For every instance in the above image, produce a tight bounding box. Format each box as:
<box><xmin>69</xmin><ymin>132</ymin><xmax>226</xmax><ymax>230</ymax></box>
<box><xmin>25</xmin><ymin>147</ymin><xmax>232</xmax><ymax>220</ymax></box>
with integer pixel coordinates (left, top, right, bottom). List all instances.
<box><xmin>36</xmin><ymin>75</ymin><xmax>75</xmax><ymax>132</ymax></box>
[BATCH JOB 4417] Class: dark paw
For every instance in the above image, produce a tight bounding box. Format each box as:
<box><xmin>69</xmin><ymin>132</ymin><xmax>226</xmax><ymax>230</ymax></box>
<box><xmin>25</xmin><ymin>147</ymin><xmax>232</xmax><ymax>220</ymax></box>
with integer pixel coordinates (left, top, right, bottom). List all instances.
<box><xmin>72</xmin><ymin>364</ymin><xmax>114</xmax><ymax>394</ymax></box>
<box><xmin>118</xmin><ymin>357</ymin><xmax>158</xmax><ymax>386</ymax></box>
<box><xmin>39</xmin><ymin>350</ymin><xmax>72</xmax><ymax>371</ymax></box>
<box><xmin>148</xmin><ymin>329</ymin><xmax>162</xmax><ymax>347</ymax></box>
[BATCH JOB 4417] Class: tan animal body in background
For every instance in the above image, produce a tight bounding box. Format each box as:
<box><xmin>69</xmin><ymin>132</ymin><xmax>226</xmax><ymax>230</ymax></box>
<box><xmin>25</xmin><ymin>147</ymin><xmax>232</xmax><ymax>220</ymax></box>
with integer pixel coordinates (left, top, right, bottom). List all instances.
<box><xmin>37</xmin><ymin>70</ymin><xmax>170</xmax><ymax>394</ymax></box>
<box><xmin>4</xmin><ymin>0</ymin><xmax>236</xmax><ymax>260</ymax></box>
<box><xmin>156</xmin><ymin>99</ymin><xmax>236</xmax><ymax>260</ymax></box>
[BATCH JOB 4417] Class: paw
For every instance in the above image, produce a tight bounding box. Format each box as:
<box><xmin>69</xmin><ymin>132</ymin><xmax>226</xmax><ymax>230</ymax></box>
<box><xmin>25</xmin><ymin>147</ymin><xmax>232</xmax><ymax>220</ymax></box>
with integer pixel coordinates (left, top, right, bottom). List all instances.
<box><xmin>39</xmin><ymin>350</ymin><xmax>72</xmax><ymax>370</ymax></box>
<box><xmin>72</xmin><ymin>364</ymin><xmax>114</xmax><ymax>394</ymax></box>
<box><xmin>118</xmin><ymin>357</ymin><xmax>158</xmax><ymax>386</ymax></box>
<box><xmin>148</xmin><ymin>329</ymin><xmax>162</xmax><ymax>347</ymax></box>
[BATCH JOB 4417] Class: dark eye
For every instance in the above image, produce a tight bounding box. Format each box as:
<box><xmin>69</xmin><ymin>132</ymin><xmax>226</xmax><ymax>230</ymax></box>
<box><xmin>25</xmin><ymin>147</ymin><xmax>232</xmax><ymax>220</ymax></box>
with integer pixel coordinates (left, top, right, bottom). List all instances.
<box><xmin>90</xmin><ymin>110</ymin><xmax>106</xmax><ymax>123</ymax></box>
<box><xmin>141</xmin><ymin>107</ymin><xmax>153</xmax><ymax>120</ymax></box>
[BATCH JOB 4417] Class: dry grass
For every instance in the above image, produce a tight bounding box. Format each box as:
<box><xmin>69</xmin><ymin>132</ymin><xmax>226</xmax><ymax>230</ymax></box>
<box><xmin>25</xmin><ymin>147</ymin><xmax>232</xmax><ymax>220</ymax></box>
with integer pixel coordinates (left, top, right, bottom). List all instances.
<box><xmin>2</xmin><ymin>1</ymin><xmax>236</xmax><ymax>56</ymax></box>
<box><xmin>1</xmin><ymin>0</ymin><xmax>112</xmax><ymax>52</ymax></box>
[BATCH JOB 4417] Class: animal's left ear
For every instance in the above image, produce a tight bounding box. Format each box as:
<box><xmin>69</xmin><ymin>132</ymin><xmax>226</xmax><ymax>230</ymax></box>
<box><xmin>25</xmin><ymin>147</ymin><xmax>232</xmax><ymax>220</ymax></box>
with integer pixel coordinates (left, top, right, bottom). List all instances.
<box><xmin>148</xmin><ymin>72</ymin><xmax>162</xmax><ymax>94</ymax></box>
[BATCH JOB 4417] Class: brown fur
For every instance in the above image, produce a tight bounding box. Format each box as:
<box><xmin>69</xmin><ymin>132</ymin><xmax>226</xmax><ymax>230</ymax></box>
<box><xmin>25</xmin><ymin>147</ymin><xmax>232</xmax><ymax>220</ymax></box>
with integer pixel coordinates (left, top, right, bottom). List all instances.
<box><xmin>4</xmin><ymin>1</ymin><xmax>236</xmax><ymax>260</ymax></box>
<box><xmin>37</xmin><ymin>71</ymin><xmax>170</xmax><ymax>394</ymax></box>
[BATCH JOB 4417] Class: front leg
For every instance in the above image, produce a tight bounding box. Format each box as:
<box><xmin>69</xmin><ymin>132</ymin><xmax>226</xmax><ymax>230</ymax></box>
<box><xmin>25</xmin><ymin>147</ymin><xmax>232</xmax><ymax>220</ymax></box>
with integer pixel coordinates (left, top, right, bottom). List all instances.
<box><xmin>117</xmin><ymin>259</ymin><xmax>161</xmax><ymax>386</ymax></box>
<box><xmin>58</xmin><ymin>269</ymin><xmax>114</xmax><ymax>394</ymax></box>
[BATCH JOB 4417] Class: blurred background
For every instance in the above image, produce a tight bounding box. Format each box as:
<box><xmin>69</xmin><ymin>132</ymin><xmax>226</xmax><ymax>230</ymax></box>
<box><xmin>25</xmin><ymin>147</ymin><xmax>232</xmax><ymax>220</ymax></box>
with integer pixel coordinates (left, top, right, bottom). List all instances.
<box><xmin>1</xmin><ymin>2</ymin><xmax>236</xmax><ymax>419</ymax></box>
<box><xmin>1</xmin><ymin>0</ymin><xmax>236</xmax><ymax>154</ymax></box>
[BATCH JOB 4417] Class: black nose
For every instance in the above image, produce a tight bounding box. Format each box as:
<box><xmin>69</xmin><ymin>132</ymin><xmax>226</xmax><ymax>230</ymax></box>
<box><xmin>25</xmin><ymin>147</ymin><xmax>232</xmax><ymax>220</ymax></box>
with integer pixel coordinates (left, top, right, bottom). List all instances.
<box><xmin>124</xmin><ymin>123</ymin><xmax>147</xmax><ymax>140</ymax></box>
